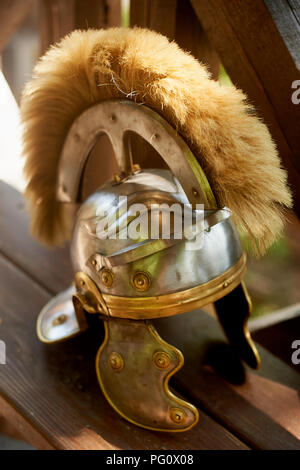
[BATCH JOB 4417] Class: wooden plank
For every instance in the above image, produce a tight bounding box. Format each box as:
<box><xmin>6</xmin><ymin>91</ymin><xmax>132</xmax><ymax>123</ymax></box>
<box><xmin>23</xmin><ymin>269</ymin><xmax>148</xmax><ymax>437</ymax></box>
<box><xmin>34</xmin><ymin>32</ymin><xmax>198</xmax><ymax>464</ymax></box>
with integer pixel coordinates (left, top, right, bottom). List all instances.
<box><xmin>250</xmin><ymin>303</ymin><xmax>300</xmax><ymax>332</ymax></box>
<box><xmin>1</xmin><ymin>182</ymin><xmax>299</xmax><ymax>449</ymax></box>
<box><xmin>0</xmin><ymin>0</ymin><xmax>33</xmax><ymax>53</ymax></box>
<box><xmin>106</xmin><ymin>0</ymin><xmax>121</xmax><ymax>27</ymax></box>
<box><xmin>154</xmin><ymin>312</ymin><xmax>300</xmax><ymax>450</ymax></box>
<box><xmin>252</xmin><ymin>313</ymin><xmax>300</xmax><ymax>372</ymax></box>
<box><xmin>37</xmin><ymin>0</ymin><xmax>121</xmax><ymax>187</ymax></box>
<box><xmin>0</xmin><ymin>415</ymin><xmax>31</xmax><ymax>443</ymax></box>
<box><xmin>38</xmin><ymin>0</ymin><xmax>76</xmax><ymax>53</ymax></box>
<box><xmin>264</xmin><ymin>0</ymin><xmax>300</xmax><ymax>70</ymax></box>
<box><xmin>129</xmin><ymin>0</ymin><xmax>220</xmax><ymax>169</ymax></box>
<box><xmin>191</xmin><ymin>0</ymin><xmax>300</xmax><ymax>216</ymax></box>
<box><xmin>0</xmin><ymin>254</ymin><xmax>248</xmax><ymax>449</ymax></box>
<box><xmin>174</xmin><ymin>0</ymin><xmax>220</xmax><ymax>80</ymax></box>
<box><xmin>74</xmin><ymin>0</ymin><xmax>111</xmax><ymax>30</ymax></box>
<box><xmin>0</xmin><ymin>182</ymin><xmax>72</xmax><ymax>295</ymax></box>
<box><xmin>130</xmin><ymin>0</ymin><xmax>177</xmax><ymax>39</ymax></box>
<box><xmin>130</xmin><ymin>0</ymin><xmax>220</xmax><ymax>79</ymax></box>
<box><xmin>0</xmin><ymin>397</ymin><xmax>54</xmax><ymax>450</ymax></box>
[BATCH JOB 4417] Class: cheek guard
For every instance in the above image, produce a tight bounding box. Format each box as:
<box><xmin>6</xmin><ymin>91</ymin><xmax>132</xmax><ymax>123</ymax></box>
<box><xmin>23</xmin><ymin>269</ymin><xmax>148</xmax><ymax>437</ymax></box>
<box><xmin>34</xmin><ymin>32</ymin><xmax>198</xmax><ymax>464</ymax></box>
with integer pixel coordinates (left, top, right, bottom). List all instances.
<box><xmin>36</xmin><ymin>100</ymin><xmax>260</xmax><ymax>432</ymax></box>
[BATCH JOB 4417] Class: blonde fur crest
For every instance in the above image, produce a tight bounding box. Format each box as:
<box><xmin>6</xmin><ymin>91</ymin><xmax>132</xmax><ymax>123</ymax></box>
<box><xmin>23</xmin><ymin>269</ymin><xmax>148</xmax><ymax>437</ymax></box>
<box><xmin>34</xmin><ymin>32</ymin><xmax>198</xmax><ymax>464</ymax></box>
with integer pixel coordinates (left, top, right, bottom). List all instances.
<box><xmin>20</xmin><ymin>27</ymin><xmax>292</xmax><ymax>254</ymax></box>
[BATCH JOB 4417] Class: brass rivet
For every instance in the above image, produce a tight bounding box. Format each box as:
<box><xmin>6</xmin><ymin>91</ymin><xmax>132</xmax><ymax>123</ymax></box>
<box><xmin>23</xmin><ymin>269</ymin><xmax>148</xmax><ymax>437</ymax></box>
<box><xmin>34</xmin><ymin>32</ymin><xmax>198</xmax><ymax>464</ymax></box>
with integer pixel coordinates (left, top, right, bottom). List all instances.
<box><xmin>113</xmin><ymin>173</ymin><xmax>121</xmax><ymax>183</ymax></box>
<box><xmin>192</xmin><ymin>187</ymin><xmax>198</xmax><ymax>197</ymax></box>
<box><xmin>80</xmin><ymin>279</ymin><xmax>85</xmax><ymax>287</ymax></box>
<box><xmin>132</xmin><ymin>272</ymin><xmax>151</xmax><ymax>291</ymax></box>
<box><xmin>52</xmin><ymin>314</ymin><xmax>67</xmax><ymax>326</ymax></box>
<box><xmin>92</xmin><ymin>259</ymin><xmax>97</xmax><ymax>268</ymax></box>
<box><xmin>223</xmin><ymin>281</ymin><xmax>228</xmax><ymax>288</ymax></box>
<box><xmin>101</xmin><ymin>268</ymin><xmax>114</xmax><ymax>288</ymax></box>
<box><xmin>169</xmin><ymin>407</ymin><xmax>186</xmax><ymax>424</ymax></box>
<box><xmin>153</xmin><ymin>351</ymin><xmax>171</xmax><ymax>370</ymax></box>
<box><xmin>109</xmin><ymin>352</ymin><xmax>124</xmax><ymax>371</ymax></box>
<box><xmin>132</xmin><ymin>163</ymin><xmax>141</xmax><ymax>173</ymax></box>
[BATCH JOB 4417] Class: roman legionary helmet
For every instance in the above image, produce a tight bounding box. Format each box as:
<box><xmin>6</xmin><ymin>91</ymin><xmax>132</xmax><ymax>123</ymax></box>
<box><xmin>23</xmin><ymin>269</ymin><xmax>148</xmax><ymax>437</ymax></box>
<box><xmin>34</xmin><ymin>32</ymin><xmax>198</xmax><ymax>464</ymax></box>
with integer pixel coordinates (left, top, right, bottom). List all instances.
<box><xmin>20</xmin><ymin>28</ymin><xmax>292</xmax><ymax>432</ymax></box>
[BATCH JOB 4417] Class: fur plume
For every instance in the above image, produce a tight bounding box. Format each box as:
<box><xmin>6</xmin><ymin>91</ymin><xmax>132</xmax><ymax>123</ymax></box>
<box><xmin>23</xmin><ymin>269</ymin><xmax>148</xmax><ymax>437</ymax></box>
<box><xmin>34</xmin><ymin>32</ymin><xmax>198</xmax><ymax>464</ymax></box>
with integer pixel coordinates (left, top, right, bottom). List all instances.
<box><xmin>20</xmin><ymin>27</ymin><xmax>292</xmax><ymax>254</ymax></box>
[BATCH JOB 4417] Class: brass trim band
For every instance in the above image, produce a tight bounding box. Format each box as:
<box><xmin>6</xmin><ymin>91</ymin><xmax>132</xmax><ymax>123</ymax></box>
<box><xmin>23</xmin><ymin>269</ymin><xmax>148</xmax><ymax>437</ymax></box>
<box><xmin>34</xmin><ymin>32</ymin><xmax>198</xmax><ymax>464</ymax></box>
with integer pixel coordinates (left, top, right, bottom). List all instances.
<box><xmin>101</xmin><ymin>253</ymin><xmax>246</xmax><ymax>319</ymax></box>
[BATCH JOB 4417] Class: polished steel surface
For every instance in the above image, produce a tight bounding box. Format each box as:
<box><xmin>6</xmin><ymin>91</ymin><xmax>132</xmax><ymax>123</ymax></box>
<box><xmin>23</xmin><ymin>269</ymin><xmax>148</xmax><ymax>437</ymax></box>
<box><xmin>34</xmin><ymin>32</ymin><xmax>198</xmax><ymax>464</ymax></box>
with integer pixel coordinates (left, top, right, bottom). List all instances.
<box><xmin>71</xmin><ymin>169</ymin><xmax>243</xmax><ymax>297</ymax></box>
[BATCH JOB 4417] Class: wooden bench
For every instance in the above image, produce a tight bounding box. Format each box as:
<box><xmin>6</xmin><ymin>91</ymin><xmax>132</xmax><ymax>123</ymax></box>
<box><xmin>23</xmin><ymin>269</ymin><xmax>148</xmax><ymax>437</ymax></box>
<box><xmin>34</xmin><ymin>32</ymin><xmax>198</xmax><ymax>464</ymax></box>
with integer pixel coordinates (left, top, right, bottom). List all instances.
<box><xmin>0</xmin><ymin>181</ymin><xmax>299</xmax><ymax>450</ymax></box>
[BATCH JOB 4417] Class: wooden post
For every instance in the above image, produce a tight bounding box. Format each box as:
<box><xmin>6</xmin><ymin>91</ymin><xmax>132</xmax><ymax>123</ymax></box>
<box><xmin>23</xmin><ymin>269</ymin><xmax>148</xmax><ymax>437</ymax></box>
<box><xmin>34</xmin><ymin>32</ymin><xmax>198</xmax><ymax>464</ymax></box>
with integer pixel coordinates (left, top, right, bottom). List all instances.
<box><xmin>39</xmin><ymin>0</ymin><xmax>121</xmax><ymax>53</ymax></box>
<box><xmin>191</xmin><ymin>0</ymin><xmax>300</xmax><ymax>217</ymax></box>
<box><xmin>0</xmin><ymin>0</ymin><xmax>34</xmax><ymax>53</ymax></box>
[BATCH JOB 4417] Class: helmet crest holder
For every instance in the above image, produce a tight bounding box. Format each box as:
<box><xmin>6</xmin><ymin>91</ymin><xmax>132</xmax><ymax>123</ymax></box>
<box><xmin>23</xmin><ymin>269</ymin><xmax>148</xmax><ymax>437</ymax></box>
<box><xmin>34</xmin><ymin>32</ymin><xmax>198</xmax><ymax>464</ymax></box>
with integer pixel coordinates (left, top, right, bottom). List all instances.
<box><xmin>37</xmin><ymin>100</ymin><xmax>260</xmax><ymax>432</ymax></box>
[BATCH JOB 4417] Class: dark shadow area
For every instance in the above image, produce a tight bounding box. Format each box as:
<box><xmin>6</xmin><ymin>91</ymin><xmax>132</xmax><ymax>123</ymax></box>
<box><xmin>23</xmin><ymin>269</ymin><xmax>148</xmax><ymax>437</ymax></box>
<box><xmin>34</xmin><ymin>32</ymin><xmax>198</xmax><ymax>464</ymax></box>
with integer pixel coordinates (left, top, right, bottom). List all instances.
<box><xmin>203</xmin><ymin>341</ymin><xmax>246</xmax><ymax>385</ymax></box>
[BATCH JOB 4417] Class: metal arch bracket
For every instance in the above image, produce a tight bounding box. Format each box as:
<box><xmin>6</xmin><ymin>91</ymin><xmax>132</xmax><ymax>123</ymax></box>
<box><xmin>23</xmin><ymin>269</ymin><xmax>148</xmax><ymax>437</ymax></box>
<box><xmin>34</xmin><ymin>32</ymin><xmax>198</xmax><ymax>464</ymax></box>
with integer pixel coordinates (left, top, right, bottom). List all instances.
<box><xmin>96</xmin><ymin>318</ymin><xmax>199</xmax><ymax>432</ymax></box>
<box><xmin>56</xmin><ymin>100</ymin><xmax>216</xmax><ymax>209</ymax></box>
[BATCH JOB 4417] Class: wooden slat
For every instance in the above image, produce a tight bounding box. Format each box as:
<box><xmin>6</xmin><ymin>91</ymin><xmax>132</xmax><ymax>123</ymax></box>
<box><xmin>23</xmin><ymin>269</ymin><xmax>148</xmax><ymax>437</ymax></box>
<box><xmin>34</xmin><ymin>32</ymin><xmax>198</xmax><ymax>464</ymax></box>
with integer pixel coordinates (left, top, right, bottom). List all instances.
<box><xmin>0</xmin><ymin>415</ymin><xmax>30</xmax><ymax>443</ymax></box>
<box><xmin>38</xmin><ymin>0</ymin><xmax>76</xmax><ymax>53</ymax></box>
<box><xmin>250</xmin><ymin>303</ymin><xmax>300</xmax><ymax>333</ymax></box>
<box><xmin>0</xmin><ymin>182</ymin><xmax>72</xmax><ymax>295</ymax></box>
<box><xmin>130</xmin><ymin>0</ymin><xmax>178</xmax><ymax>39</ymax></box>
<box><xmin>0</xmin><ymin>253</ymin><xmax>248</xmax><ymax>449</ymax></box>
<box><xmin>37</xmin><ymin>0</ymin><xmax>121</xmax><ymax>192</ymax></box>
<box><xmin>0</xmin><ymin>0</ymin><xmax>33</xmax><ymax>53</ymax></box>
<box><xmin>191</xmin><ymin>0</ymin><xmax>300</xmax><ymax>216</ymax></box>
<box><xmin>173</xmin><ymin>0</ymin><xmax>220</xmax><ymax>80</ymax></box>
<box><xmin>130</xmin><ymin>0</ymin><xmax>220</xmax><ymax>79</ymax></box>
<box><xmin>39</xmin><ymin>0</ymin><xmax>121</xmax><ymax>54</ymax></box>
<box><xmin>1</xmin><ymin>182</ymin><xmax>300</xmax><ymax>449</ymax></box>
<box><xmin>154</xmin><ymin>313</ymin><xmax>300</xmax><ymax>450</ymax></box>
<box><xmin>252</xmin><ymin>313</ymin><xmax>300</xmax><ymax>372</ymax></box>
<box><xmin>129</xmin><ymin>0</ymin><xmax>220</xmax><ymax>170</ymax></box>
<box><xmin>264</xmin><ymin>0</ymin><xmax>300</xmax><ymax>70</ymax></box>
<box><xmin>74</xmin><ymin>0</ymin><xmax>121</xmax><ymax>29</ymax></box>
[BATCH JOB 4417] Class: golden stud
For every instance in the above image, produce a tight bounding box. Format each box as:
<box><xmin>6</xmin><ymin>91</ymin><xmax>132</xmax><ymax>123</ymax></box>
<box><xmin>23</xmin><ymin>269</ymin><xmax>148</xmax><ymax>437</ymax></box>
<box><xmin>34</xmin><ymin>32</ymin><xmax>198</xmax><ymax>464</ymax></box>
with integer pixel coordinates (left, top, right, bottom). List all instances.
<box><xmin>153</xmin><ymin>351</ymin><xmax>171</xmax><ymax>370</ymax></box>
<box><xmin>169</xmin><ymin>407</ymin><xmax>186</xmax><ymax>424</ymax></box>
<box><xmin>113</xmin><ymin>173</ymin><xmax>121</xmax><ymax>183</ymax></box>
<box><xmin>101</xmin><ymin>268</ymin><xmax>114</xmax><ymax>288</ymax></box>
<box><xmin>109</xmin><ymin>352</ymin><xmax>124</xmax><ymax>371</ymax></box>
<box><xmin>132</xmin><ymin>272</ymin><xmax>151</xmax><ymax>291</ymax></box>
<box><xmin>52</xmin><ymin>314</ymin><xmax>67</xmax><ymax>326</ymax></box>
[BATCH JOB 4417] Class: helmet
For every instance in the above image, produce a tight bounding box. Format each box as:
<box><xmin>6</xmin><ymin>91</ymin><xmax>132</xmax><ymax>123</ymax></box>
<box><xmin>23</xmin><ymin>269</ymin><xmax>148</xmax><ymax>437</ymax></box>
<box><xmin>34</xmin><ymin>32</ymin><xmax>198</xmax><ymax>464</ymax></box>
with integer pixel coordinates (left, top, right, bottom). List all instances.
<box><xmin>21</xmin><ymin>28</ymin><xmax>291</xmax><ymax>433</ymax></box>
<box><xmin>36</xmin><ymin>100</ymin><xmax>259</xmax><ymax>432</ymax></box>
